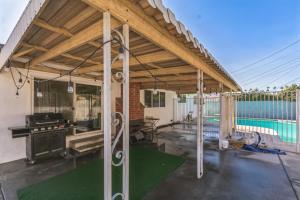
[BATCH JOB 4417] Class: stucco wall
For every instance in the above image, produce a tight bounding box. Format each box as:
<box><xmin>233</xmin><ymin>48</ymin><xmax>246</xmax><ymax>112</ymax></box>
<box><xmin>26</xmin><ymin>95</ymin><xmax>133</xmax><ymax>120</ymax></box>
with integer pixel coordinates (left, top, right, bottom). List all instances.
<box><xmin>140</xmin><ymin>89</ymin><xmax>177</xmax><ymax>126</ymax></box>
<box><xmin>0</xmin><ymin>71</ymin><xmax>31</xmax><ymax>164</ymax></box>
<box><xmin>0</xmin><ymin>70</ymin><xmax>120</xmax><ymax>164</ymax></box>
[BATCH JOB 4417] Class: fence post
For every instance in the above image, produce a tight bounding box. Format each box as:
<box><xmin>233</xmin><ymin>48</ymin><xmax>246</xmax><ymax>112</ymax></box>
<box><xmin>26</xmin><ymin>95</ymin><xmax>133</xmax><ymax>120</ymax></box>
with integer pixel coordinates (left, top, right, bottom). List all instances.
<box><xmin>296</xmin><ymin>89</ymin><xmax>300</xmax><ymax>153</ymax></box>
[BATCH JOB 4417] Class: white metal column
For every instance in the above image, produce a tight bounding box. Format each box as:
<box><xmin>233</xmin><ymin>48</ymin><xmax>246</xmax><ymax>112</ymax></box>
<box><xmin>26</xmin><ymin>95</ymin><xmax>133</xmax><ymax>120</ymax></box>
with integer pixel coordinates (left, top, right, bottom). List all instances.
<box><xmin>219</xmin><ymin>83</ymin><xmax>224</xmax><ymax>150</ymax></box>
<box><xmin>197</xmin><ymin>69</ymin><xmax>204</xmax><ymax>179</ymax></box>
<box><xmin>122</xmin><ymin>24</ymin><xmax>130</xmax><ymax>200</ymax></box>
<box><xmin>296</xmin><ymin>89</ymin><xmax>300</xmax><ymax>153</ymax></box>
<box><xmin>228</xmin><ymin>91</ymin><xmax>233</xmax><ymax>137</ymax></box>
<box><xmin>103</xmin><ymin>12</ymin><xmax>112</xmax><ymax>200</ymax></box>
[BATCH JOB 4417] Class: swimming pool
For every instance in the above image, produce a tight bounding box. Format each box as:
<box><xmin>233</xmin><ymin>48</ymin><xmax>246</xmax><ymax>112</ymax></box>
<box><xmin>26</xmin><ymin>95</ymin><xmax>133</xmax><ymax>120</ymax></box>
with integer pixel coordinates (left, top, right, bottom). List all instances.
<box><xmin>206</xmin><ymin>117</ymin><xmax>297</xmax><ymax>143</ymax></box>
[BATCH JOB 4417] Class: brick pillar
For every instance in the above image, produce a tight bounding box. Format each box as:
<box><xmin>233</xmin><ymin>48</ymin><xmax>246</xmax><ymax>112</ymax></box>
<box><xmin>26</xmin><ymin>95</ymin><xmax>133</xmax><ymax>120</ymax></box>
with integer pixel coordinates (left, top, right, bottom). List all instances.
<box><xmin>116</xmin><ymin>83</ymin><xmax>144</xmax><ymax>120</ymax></box>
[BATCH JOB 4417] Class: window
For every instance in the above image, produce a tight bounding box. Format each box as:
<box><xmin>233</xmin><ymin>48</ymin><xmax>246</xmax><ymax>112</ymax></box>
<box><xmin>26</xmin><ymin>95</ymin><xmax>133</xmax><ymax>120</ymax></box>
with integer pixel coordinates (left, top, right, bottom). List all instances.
<box><xmin>144</xmin><ymin>90</ymin><xmax>166</xmax><ymax>108</ymax></box>
<box><xmin>144</xmin><ymin>90</ymin><xmax>152</xmax><ymax>107</ymax></box>
<box><xmin>34</xmin><ymin>79</ymin><xmax>73</xmax><ymax>121</ymax></box>
<box><xmin>34</xmin><ymin>79</ymin><xmax>102</xmax><ymax>134</ymax></box>
<box><xmin>178</xmin><ymin>94</ymin><xmax>186</xmax><ymax>103</ymax></box>
<box><xmin>160</xmin><ymin>92</ymin><xmax>166</xmax><ymax>107</ymax></box>
<box><xmin>153</xmin><ymin>93</ymin><xmax>160</xmax><ymax>107</ymax></box>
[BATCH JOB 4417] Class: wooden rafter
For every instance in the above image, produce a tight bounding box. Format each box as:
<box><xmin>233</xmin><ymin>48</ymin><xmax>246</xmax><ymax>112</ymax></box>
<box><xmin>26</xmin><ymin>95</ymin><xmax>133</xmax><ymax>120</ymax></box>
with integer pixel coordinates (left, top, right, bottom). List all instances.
<box><xmin>28</xmin><ymin>18</ymin><xmax>120</xmax><ymax>68</ymax></box>
<box><xmin>12</xmin><ymin>48</ymin><xmax>35</xmax><ymax>59</ymax></box>
<box><xmin>82</xmin><ymin>0</ymin><xmax>239</xmax><ymax>91</ymax></box>
<box><xmin>74</xmin><ymin>50</ymin><xmax>177</xmax><ymax>74</ymax></box>
<box><xmin>140</xmin><ymin>82</ymin><xmax>222</xmax><ymax>92</ymax></box>
<box><xmin>21</xmin><ymin>42</ymin><xmax>100</xmax><ymax>65</ymax></box>
<box><xmin>41</xmin><ymin>6</ymin><xmax>98</xmax><ymax>47</ymax></box>
<box><xmin>130</xmin><ymin>74</ymin><xmax>214</xmax><ymax>83</ymax></box>
<box><xmin>130</xmin><ymin>65</ymin><xmax>195</xmax><ymax>78</ymax></box>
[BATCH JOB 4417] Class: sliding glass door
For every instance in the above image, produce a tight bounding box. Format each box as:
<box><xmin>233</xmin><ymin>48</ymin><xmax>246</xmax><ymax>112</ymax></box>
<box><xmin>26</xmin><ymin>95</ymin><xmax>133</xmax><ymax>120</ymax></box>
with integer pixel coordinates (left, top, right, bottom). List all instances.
<box><xmin>75</xmin><ymin>84</ymin><xmax>101</xmax><ymax>133</ymax></box>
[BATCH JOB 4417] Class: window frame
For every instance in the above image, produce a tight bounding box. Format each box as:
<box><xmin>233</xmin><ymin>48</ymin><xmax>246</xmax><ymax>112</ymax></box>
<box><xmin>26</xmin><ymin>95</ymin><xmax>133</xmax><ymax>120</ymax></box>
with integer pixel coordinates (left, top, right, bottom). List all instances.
<box><xmin>144</xmin><ymin>90</ymin><xmax>166</xmax><ymax>108</ymax></box>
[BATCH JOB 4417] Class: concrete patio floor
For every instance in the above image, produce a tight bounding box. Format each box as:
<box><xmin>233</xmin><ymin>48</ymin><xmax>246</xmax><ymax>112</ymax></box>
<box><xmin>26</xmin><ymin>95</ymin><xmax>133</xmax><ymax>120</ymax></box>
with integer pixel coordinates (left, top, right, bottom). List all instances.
<box><xmin>1</xmin><ymin>126</ymin><xmax>300</xmax><ymax>200</ymax></box>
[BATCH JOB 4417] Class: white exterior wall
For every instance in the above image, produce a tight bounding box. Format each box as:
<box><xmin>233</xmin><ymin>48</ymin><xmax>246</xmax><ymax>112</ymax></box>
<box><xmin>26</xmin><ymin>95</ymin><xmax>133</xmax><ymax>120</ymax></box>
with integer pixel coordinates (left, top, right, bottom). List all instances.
<box><xmin>140</xmin><ymin>89</ymin><xmax>177</xmax><ymax>126</ymax></box>
<box><xmin>0</xmin><ymin>71</ymin><xmax>32</xmax><ymax>164</ymax></box>
<box><xmin>0</xmin><ymin>70</ymin><xmax>120</xmax><ymax>164</ymax></box>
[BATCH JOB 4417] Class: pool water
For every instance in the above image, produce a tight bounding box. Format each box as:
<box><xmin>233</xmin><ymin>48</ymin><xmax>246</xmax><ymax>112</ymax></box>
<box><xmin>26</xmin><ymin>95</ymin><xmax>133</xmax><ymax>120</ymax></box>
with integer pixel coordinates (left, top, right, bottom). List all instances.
<box><xmin>206</xmin><ymin>117</ymin><xmax>297</xmax><ymax>143</ymax></box>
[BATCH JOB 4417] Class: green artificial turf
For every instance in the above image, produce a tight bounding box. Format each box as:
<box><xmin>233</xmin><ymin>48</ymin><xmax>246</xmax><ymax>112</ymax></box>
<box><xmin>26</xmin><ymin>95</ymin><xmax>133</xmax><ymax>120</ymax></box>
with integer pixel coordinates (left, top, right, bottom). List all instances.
<box><xmin>18</xmin><ymin>146</ymin><xmax>185</xmax><ymax>200</ymax></box>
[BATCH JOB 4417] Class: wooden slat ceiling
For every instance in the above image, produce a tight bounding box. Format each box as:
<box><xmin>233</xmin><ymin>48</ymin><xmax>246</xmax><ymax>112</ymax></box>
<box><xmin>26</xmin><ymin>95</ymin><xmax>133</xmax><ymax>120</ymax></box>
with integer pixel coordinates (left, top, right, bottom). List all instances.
<box><xmin>6</xmin><ymin>0</ymin><xmax>239</xmax><ymax>93</ymax></box>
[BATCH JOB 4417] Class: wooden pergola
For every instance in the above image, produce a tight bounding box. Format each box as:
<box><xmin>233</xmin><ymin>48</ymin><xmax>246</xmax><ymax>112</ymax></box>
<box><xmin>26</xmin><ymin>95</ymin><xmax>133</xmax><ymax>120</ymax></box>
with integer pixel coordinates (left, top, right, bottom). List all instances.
<box><xmin>0</xmin><ymin>0</ymin><xmax>240</xmax><ymax>200</ymax></box>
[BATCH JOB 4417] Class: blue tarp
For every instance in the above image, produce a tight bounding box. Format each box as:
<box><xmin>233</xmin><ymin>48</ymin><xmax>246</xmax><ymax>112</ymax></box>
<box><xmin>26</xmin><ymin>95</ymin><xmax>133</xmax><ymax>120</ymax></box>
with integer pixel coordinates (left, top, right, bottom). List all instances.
<box><xmin>242</xmin><ymin>132</ymin><xmax>286</xmax><ymax>155</ymax></box>
<box><xmin>243</xmin><ymin>144</ymin><xmax>286</xmax><ymax>155</ymax></box>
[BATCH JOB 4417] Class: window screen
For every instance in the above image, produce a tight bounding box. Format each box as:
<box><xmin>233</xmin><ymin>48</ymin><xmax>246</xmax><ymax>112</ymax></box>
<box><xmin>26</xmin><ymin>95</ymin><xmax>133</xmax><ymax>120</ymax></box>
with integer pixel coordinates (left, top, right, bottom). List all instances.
<box><xmin>144</xmin><ymin>90</ymin><xmax>152</xmax><ymax>107</ymax></box>
<box><xmin>178</xmin><ymin>94</ymin><xmax>187</xmax><ymax>103</ymax></box>
<box><xmin>153</xmin><ymin>93</ymin><xmax>160</xmax><ymax>107</ymax></box>
<box><xmin>144</xmin><ymin>90</ymin><xmax>166</xmax><ymax>108</ymax></box>
<box><xmin>159</xmin><ymin>92</ymin><xmax>166</xmax><ymax>107</ymax></box>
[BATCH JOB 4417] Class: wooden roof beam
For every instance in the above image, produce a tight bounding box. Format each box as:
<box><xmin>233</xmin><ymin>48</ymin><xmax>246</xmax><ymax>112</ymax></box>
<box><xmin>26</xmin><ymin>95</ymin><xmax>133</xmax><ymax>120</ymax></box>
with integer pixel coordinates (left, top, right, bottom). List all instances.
<box><xmin>33</xmin><ymin>18</ymin><xmax>72</xmax><ymax>37</ymax></box>
<box><xmin>34</xmin><ymin>18</ymin><xmax>104</xmax><ymax>50</ymax></box>
<box><xmin>22</xmin><ymin>42</ymin><xmax>100</xmax><ymax>65</ymax></box>
<box><xmin>130</xmin><ymin>65</ymin><xmax>195</xmax><ymax>78</ymax></box>
<box><xmin>12</xmin><ymin>48</ymin><xmax>35</xmax><ymax>59</ymax></box>
<box><xmin>41</xmin><ymin>6</ymin><xmax>98</xmax><ymax>47</ymax></box>
<box><xmin>140</xmin><ymin>82</ymin><xmax>221</xmax><ymax>92</ymax></box>
<box><xmin>74</xmin><ymin>50</ymin><xmax>177</xmax><ymax>74</ymax></box>
<box><xmin>81</xmin><ymin>0</ymin><xmax>239</xmax><ymax>91</ymax></box>
<box><xmin>29</xmin><ymin>18</ymin><xmax>120</xmax><ymax>67</ymax></box>
<box><xmin>131</xmin><ymin>74</ymin><xmax>215</xmax><ymax>83</ymax></box>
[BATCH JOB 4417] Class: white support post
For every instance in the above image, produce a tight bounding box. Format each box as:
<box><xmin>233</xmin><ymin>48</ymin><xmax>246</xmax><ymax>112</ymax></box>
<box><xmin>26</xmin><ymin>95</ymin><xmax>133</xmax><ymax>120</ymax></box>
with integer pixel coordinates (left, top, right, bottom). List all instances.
<box><xmin>219</xmin><ymin>95</ymin><xmax>223</xmax><ymax>150</ymax></box>
<box><xmin>219</xmin><ymin>83</ymin><xmax>224</xmax><ymax>150</ymax></box>
<box><xmin>73</xmin><ymin>83</ymin><xmax>77</xmax><ymax>135</ymax></box>
<box><xmin>103</xmin><ymin>12</ymin><xmax>112</xmax><ymax>200</ymax></box>
<box><xmin>122</xmin><ymin>24</ymin><xmax>130</xmax><ymax>200</ymax></box>
<box><xmin>197</xmin><ymin>69</ymin><xmax>204</xmax><ymax>179</ymax></box>
<box><xmin>296</xmin><ymin>89</ymin><xmax>300</xmax><ymax>153</ymax></box>
<box><xmin>101</xmin><ymin>82</ymin><xmax>104</xmax><ymax>132</ymax></box>
<box><xmin>229</xmin><ymin>91</ymin><xmax>233</xmax><ymax>137</ymax></box>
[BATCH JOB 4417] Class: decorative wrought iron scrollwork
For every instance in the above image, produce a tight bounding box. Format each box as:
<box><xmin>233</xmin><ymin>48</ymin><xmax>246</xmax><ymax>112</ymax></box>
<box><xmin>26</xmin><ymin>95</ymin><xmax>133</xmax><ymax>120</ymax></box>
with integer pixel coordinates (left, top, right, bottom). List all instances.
<box><xmin>111</xmin><ymin>112</ymin><xmax>125</xmax><ymax>167</ymax></box>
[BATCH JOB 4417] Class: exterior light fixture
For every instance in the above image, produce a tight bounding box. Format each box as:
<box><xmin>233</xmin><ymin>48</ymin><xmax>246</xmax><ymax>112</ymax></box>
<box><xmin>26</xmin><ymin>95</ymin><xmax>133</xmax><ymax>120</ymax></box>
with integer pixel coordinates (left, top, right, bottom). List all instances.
<box><xmin>18</xmin><ymin>72</ymin><xmax>23</xmax><ymax>83</ymax></box>
<box><xmin>118</xmin><ymin>47</ymin><xmax>125</xmax><ymax>60</ymax></box>
<box><xmin>36</xmin><ymin>82</ymin><xmax>43</xmax><ymax>98</ymax></box>
<box><xmin>67</xmin><ymin>74</ymin><xmax>74</xmax><ymax>94</ymax></box>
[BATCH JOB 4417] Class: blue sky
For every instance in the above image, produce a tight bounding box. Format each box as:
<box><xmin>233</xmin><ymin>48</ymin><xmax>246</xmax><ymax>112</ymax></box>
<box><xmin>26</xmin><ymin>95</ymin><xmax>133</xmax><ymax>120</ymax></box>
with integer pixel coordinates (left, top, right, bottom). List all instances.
<box><xmin>0</xmin><ymin>0</ymin><xmax>299</xmax><ymax>90</ymax></box>
<box><xmin>0</xmin><ymin>0</ymin><xmax>29</xmax><ymax>43</ymax></box>
<box><xmin>164</xmin><ymin>0</ymin><xmax>300</xmax><ymax>90</ymax></box>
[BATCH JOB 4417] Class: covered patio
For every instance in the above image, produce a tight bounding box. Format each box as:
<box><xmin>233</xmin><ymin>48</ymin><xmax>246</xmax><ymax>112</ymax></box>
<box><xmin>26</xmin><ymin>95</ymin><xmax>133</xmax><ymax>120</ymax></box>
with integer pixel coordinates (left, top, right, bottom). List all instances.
<box><xmin>1</xmin><ymin>127</ymin><xmax>300</xmax><ymax>200</ymax></box>
<box><xmin>0</xmin><ymin>0</ymin><xmax>242</xmax><ymax>200</ymax></box>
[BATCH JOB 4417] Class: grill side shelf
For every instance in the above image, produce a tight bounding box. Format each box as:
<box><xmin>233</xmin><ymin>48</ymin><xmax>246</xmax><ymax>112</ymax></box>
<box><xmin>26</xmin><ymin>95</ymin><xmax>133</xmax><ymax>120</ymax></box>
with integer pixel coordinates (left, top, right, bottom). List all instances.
<box><xmin>8</xmin><ymin>126</ymin><xmax>30</xmax><ymax>138</ymax></box>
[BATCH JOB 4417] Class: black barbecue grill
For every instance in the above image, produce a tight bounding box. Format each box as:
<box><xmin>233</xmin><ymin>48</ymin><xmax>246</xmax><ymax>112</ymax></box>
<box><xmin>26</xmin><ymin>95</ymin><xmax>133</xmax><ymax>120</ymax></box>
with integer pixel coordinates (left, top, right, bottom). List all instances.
<box><xmin>9</xmin><ymin>113</ymin><xmax>69</xmax><ymax>164</ymax></box>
